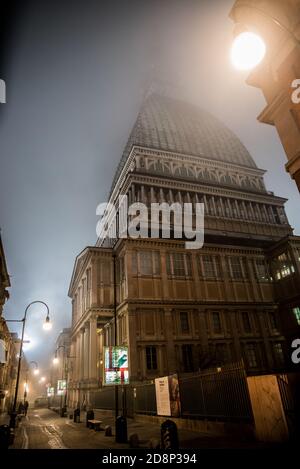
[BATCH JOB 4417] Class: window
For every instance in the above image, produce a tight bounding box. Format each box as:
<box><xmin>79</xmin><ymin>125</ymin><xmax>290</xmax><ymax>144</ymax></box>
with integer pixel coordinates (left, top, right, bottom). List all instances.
<box><xmin>255</xmin><ymin>259</ymin><xmax>269</xmax><ymax>281</ymax></box>
<box><xmin>269</xmin><ymin>312</ymin><xmax>278</xmax><ymax>330</ymax></box>
<box><xmin>167</xmin><ymin>252</ymin><xmax>192</xmax><ymax>277</ymax></box>
<box><xmin>182</xmin><ymin>344</ymin><xmax>194</xmax><ymax>372</ymax></box>
<box><xmin>242</xmin><ymin>312</ymin><xmax>251</xmax><ymax>333</ymax></box>
<box><xmin>153</xmin><ymin>252</ymin><xmax>161</xmax><ymax>275</ymax></box>
<box><xmin>273</xmin><ymin>343</ymin><xmax>284</xmax><ymax>367</ymax></box>
<box><xmin>293</xmin><ymin>307</ymin><xmax>300</xmax><ymax>326</ymax></box>
<box><xmin>146</xmin><ymin>346</ymin><xmax>157</xmax><ymax>370</ymax></box>
<box><xmin>132</xmin><ymin>251</ymin><xmax>161</xmax><ymax>276</ymax></box>
<box><xmin>180</xmin><ymin>312</ymin><xmax>189</xmax><ymax>333</ymax></box>
<box><xmin>229</xmin><ymin>257</ymin><xmax>243</xmax><ymax>279</ymax></box>
<box><xmin>245</xmin><ymin>344</ymin><xmax>258</xmax><ymax>368</ymax></box>
<box><xmin>173</xmin><ymin>253</ymin><xmax>186</xmax><ymax>277</ymax></box>
<box><xmin>198</xmin><ymin>255</ymin><xmax>221</xmax><ymax>278</ymax></box>
<box><xmin>275</xmin><ymin>252</ymin><xmax>295</xmax><ymax>280</ymax></box>
<box><xmin>132</xmin><ymin>251</ymin><xmax>137</xmax><ymax>274</ymax></box>
<box><xmin>215</xmin><ymin>343</ymin><xmax>228</xmax><ymax>364</ymax></box>
<box><xmin>212</xmin><ymin>312</ymin><xmax>221</xmax><ymax>333</ymax></box>
<box><xmin>202</xmin><ymin>256</ymin><xmax>215</xmax><ymax>278</ymax></box>
<box><xmin>140</xmin><ymin>251</ymin><xmax>153</xmax><ymax>275</ymax></box>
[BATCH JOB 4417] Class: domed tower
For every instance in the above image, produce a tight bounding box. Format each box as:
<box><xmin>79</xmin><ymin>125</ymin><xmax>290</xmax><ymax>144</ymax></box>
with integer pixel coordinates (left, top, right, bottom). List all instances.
<box><xmin>105</xmin><ymin>93</ymin><xmax>292</xmax><ymax>247</ymax></box>
<box><xmin>68</xmin><ymin>95</ymin><xmax>300</xmax><ymax>408</ymax></box>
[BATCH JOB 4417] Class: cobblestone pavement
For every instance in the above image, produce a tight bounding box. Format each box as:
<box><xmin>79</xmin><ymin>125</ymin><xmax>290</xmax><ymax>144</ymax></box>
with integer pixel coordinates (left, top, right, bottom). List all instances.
<box><xmin>8</xmin><ymin>407</ymin><xmax>267</xmax><ymax>450</ymax></box>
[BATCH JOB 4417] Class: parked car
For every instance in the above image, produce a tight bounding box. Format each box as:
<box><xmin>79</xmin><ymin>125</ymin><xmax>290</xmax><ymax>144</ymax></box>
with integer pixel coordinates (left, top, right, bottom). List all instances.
<box><xmin>34</xmin><ymin>397</ymin><xmax>48</xmax><ymax>408</ymax></box>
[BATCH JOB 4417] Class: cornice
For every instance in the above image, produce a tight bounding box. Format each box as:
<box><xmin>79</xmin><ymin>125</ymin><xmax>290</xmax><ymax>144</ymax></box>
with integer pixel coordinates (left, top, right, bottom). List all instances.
<box><xmin>121</xmin><ymin>173</ymin><xmax>288</xmax><ymax>206</ymax></box>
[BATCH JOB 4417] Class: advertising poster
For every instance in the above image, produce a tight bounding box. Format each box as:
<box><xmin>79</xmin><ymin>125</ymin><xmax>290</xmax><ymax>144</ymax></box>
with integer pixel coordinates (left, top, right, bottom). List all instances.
<box><xmin>155</xmin><ymin>374</ymin><xmax>181</xmax><ymax>417</ymax></box>
<box><xmin>155</xmin><ymin>376</ymin><xmax>171</xmax><ymax>416</ymax></box>
<box><xmin>47</xmin><ymin>387</ymin><xmax>55</xmax><ymax>397</ymax></box>
<box><xmin>103</xmin><ymin>346</ymin><xmax>129</xmax><ymax>385</ymax></box>
<box><xmin>57</xmin><ymin>379</ymin><xmax>67</xmax><ymax>396</ymax></box>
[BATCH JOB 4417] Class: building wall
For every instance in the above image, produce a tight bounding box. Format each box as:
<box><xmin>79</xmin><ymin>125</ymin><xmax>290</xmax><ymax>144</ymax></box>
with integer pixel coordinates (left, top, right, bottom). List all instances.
<box><xmin>68</xmin><ymin>136</ymin><xmax>300</xmax><ymax>407</ymax></box>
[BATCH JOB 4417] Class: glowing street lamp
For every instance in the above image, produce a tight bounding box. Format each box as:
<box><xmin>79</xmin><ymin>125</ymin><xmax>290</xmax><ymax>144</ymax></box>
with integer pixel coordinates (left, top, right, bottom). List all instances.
<box><xmin>5</xmin><ymin>300</ymin><xmax>53</xmax><ymax>428</ymax></box>
<box><xmin>53</xmin><ymin>356</ymin><xmax>59</xmax><ymax>365</ymax></box>
<box><xmin>43</xmin><ymin>315</ymin><xmax>52</xmax><ymax>331</ymax></box>
<box><xmin>230</xmin><ymin>31</ymin><xmax>266</xmax><ymax>70</ymax></box>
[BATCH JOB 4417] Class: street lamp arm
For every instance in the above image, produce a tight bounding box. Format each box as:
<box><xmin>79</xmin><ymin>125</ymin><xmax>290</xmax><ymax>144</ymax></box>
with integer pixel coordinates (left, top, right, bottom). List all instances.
<box><xmin>24</xmin><ymin>300</ymin><xmax>50</xmax><ymax>322</ymax></box>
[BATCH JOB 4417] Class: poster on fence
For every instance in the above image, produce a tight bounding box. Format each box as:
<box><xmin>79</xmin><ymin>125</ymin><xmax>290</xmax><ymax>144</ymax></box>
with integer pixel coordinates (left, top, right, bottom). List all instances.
<box><xmin>57</xmin><ymin>379</ymin><xmax>67</xmax><ymax>396</ymax></box>
<box><xmin>103</xmin><ymin>346</ymin><xmax>129</xmax><ymax>385</ymax></box>
<box><xmin>155</xmin><ymin>374</ymin><xmax>181</xmax><ymax>417</ymax></box>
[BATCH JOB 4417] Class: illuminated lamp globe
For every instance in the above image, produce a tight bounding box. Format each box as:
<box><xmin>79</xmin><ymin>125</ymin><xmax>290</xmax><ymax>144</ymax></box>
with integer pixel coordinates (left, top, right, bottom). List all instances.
<box><xmin>231</xmin><ymin>31</ymin><xmax>266</xmax><ymax>70</ymax></box>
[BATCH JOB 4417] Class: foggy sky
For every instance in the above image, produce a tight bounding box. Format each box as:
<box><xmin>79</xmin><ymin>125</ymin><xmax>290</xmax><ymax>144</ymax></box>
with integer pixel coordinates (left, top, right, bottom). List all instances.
<box><xmin>0</xmin><ymin>0</ymin><xmax>299</xmax><ymax>373</ymax></box>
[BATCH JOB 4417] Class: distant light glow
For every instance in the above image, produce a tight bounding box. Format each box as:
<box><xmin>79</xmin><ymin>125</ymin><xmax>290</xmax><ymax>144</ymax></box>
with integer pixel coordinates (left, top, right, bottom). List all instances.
<box><xmin>53</xmin><ymin>357</ymin><xmax>59</xmax><ymax>365</ymax></box>
<box><xmin>231</xmin><ymin>32</ymin><xmax>266</xmax><ymax>70</ymax></box>
<box><xmin>40</xmin><ymin>376</ymin><xmax>46</xmax><ymax>383</ymax></box>
<box><xmin>33</xmin><ymin>369</ymin><xmax>39</xmax><ymax>375</ymax></box>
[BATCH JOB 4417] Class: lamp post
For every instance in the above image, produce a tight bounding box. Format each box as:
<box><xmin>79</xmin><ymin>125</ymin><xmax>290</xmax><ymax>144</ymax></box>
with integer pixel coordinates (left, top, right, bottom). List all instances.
<box><xmin>23</xmin><ymin>360</ymin><xmax>39</xmax><ymax>404</ymax></box>
<box><xmin>6</xmin><ymin>301</ymin><xmax>52</xmax><ymax>428</ymax></box>
<box><xmin>113</xmin><ymin>253</ymin><xmax>119</xmax><ymax>424</ymax></box>
<box><xmin>229</xmin><ymin>0</ymin><xmax>300</xmax><ymax>192</ymax></box>
<box><xmin>53</xmin><ymin>345</ymin><xmax>75</xmax><ymax>416</ymax></box>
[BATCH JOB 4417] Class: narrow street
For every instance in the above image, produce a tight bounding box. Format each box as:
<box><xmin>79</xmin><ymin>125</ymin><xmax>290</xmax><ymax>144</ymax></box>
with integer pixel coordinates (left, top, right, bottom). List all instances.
<box><xmin>7</xmin><ymin>407</ymin><xmax>269</xmax><ymax>450</ymax></box>
<box><xmin>12</xmin><ymin>408</ymin><xmax>132</xmax><ymax>449</ymax></box>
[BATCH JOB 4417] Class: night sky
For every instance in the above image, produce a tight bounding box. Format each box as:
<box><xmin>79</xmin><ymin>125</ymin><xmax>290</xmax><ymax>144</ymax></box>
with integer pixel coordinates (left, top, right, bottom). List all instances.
<box><xmin>0</xmin><ymin>0</ymin><xmax>299</xmax><ymax>372</ymax></box>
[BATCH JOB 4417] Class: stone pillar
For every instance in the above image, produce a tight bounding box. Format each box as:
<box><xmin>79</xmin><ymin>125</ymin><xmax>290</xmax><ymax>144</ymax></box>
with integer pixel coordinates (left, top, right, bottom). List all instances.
<box><xmin>149</xmin><ymin>186</ymin><xmax>155</xmax><ymax>203</ymax></box>
<box><xmin>164</xmin><ymin>308</ymin><xmax>177</xmax><ymax>374</ymax></box>
<box><xmin>91</xmin><ymin>260</ymin><xmax>98</xmax><ymax>306</ymax></box>
<box><xmin>84</xmin><ymin>323</ymin><xmax>90</xmax><ymax>380</ymax></box>
<box><xmin>80</xmin><ymin>328</ymin><xmax>85</xmax><ymax>381</ymax></box>
<box><xmin>234</xmin><ymin>199</ymin><xmax>240</xmax><ymax>218</ymax></box>
<box><xmin>76</xmin><ymin>333</ymin><xmax>81</xmax><ymax>382</ymax></box>
<box><xmin>89</xmin><ymin>317</ymin><xmax>98</xmax><ymax>382</ymax></box>
<box><xmin>127</xmin><ymin>307</ymin><xmax>138</xmax><ymax>381</ymax></box>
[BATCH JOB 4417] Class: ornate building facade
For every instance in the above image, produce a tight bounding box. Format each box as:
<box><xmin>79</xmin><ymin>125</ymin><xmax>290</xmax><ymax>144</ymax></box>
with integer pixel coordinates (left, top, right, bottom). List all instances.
<box><xmin>68</xmin><ymin>95</ymin><xmax>300</xmax><ymax>408</ymax></box>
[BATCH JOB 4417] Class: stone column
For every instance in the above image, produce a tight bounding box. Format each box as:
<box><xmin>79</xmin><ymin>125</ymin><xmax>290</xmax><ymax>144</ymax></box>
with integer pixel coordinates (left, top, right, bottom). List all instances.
<box><xmin>91</xmin><ymin>260</ymin><xmax>98</xmax><ymax>306</ymax></box>
<box><xmin>76</xmin><ymin>333</ymin><xmax>81</xmax><ymax>382</ymax></box>
<box><xmin>150</xmin><ymin>187</ymin><xmax>156</xmax><ymax>203</ymax></box>
<box><xmin>164</xmin><ymin>308</ymin><xmax>177</xmax><ymax>374</ymax></box>
<box><xmin>84</xmin><ymin>323</ymin><xmax>90</xmax><ymax>380</ymax></box>
<box><xmin>80</xmin><ymin>328</ymin><xmax>85</xmax><ymax>381</ymax></box>
<box><xmin>89</xmin><ymin>317</ymin><xmax>98</xmax><ymax>382</ymax></box>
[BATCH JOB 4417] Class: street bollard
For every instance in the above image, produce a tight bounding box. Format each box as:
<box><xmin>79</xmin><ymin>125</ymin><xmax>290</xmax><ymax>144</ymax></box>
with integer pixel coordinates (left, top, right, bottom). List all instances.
<box><xmin>86</xmin><ymin>409</ymin><xmax>94</xmax><ymax>428</ymax></box>
<box><xmin>160</xmin><ymin>420</ymin><xmax>179</xmax><ymax>450</ymax></box>
<box><xmin>115</xmin><ymin>415</ymin><xmax>127</xmax><ymax>443</ymax></box>
<box><xmin>73</xmin><ymin>407</ymin><xmax>80</xmax><ymax>423</ymax></box>
<box><xmin>0</xmin><ymin>425</ymin><xmax>10</xmax><ymax>450</ymax></box>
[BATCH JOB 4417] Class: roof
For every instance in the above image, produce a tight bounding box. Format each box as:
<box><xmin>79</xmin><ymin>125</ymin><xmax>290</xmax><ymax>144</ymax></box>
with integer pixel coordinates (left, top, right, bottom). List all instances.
<box><xmin>110</xmin><ymin>94</ymin><xmax>257</xmax><ymax>194</ymax></box>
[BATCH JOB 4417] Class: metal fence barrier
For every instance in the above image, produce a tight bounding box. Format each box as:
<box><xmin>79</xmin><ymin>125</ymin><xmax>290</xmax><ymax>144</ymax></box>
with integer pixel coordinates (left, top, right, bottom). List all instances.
<box><xmin>92</xmin><ymin>361</ymin><xmax>253</xmax><ymax>423</ymax></box>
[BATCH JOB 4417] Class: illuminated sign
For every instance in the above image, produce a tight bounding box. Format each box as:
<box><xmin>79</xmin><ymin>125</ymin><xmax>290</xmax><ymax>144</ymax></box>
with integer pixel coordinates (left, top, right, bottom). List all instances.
<box><xmin>104</xmin><ymin>346</ymin><xmax>129</xmax><ymax>385</ymax></box>
<box><xmin>57</xmin><ymin>379</ymin><xmax>67</xmax><ymax>395</ymax></box>
<box><xmin>47</xmin><ymin>387</ymin><xmax>55</xmax><ymax>397</ymax></box>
